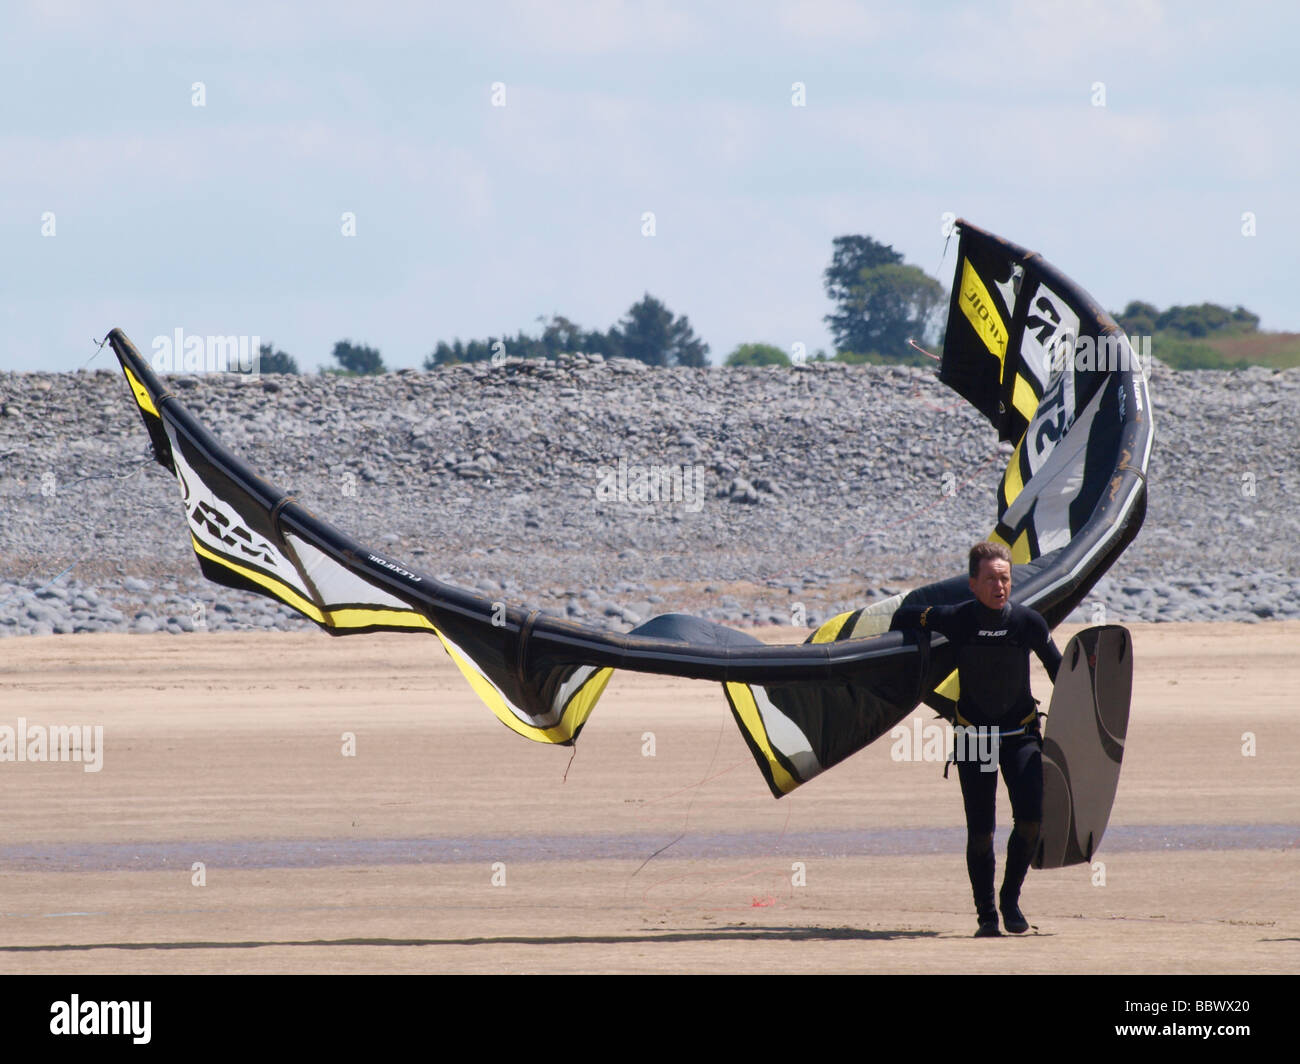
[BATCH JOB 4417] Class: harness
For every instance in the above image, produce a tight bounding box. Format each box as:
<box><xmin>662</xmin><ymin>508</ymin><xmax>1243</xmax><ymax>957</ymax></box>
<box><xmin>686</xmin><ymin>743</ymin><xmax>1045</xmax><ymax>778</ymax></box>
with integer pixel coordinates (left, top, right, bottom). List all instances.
<box><xmin>942</xmin><ymin>704</ymin><xmax>1043</xmax><ymax>779</ymax></box>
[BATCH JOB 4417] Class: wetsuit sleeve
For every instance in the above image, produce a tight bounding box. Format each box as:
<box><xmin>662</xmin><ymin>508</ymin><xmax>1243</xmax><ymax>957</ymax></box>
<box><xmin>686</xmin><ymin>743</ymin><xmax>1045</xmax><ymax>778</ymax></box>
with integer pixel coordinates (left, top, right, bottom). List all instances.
<box><xmin>1032</xmin><ymin>613</ymin><xmax>1062</xmax><ymax>682</ymax></box>
<box><xmin>890</xmin><ymin>602</ymin><xmax>957</xmax><ymax>634</ymax></box>
<box><xmin>918</xmin><ymin>604</ymin><xmax>959</xmax><ymax>637</ymax></box>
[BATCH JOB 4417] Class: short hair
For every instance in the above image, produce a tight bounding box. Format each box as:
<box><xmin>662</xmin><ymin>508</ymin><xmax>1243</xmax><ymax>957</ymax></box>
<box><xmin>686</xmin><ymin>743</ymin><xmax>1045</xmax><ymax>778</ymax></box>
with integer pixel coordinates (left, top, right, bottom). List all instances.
<box><xmin>969</xmin><ymin>540</ymin><xmax>1012</xmax><ymax>579</ymax></box>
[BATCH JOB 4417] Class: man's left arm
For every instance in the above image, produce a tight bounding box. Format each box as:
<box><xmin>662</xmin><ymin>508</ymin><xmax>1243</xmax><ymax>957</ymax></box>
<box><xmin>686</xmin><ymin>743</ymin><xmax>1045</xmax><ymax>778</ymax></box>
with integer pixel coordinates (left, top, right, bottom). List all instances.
<box><xmin>1032</xmin><ymin>612</ymin><xmax>1062</xmax><ymax>682</ymax></box>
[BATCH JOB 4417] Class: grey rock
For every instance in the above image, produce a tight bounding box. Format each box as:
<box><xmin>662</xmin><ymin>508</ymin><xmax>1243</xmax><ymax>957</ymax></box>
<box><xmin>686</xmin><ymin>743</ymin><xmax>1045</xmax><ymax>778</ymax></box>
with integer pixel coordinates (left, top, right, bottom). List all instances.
<box><xmin>3</xmin><ymin>362</ymin><xmax>1298</xmax><ymax>637</ymax></box>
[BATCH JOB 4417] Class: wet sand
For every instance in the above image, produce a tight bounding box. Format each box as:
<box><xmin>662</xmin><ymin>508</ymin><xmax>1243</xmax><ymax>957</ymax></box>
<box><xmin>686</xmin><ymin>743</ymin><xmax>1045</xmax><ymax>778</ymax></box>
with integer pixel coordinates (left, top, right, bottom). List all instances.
<box><xmin>0</xmin><ymin>623</ymin><xmax>1296</xmax><ymax>973</ymax></box>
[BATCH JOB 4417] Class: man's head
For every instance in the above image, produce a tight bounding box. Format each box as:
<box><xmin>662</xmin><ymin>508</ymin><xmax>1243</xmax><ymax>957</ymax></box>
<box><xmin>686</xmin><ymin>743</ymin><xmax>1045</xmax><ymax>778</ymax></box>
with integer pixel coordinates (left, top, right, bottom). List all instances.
<box><xmin>968</xmin><ymin>541</ymin><xmax>1012</xmax><ymax>610</ymax></box>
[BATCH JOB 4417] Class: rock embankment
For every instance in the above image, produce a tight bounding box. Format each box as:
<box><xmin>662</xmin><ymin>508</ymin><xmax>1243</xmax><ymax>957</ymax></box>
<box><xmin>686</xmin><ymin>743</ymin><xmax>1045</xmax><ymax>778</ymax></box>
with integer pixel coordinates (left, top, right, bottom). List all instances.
<box><xmin>3</xmin><ymin>356</ymin><xmax>1297</xmax><ymax>637</ymax></box>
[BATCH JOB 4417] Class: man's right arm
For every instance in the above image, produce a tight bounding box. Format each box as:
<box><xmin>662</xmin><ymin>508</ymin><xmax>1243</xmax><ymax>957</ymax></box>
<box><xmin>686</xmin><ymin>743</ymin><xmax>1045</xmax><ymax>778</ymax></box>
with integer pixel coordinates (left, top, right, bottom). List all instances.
<box><xmin>919</xmin><ymin>603</ymin><xmax>958</xmax><ymax>637</ymax></box>
<box><xmin>891</xmin><ymin>602</ymin><xmax>958</xmax><ymax>636</ymax></box>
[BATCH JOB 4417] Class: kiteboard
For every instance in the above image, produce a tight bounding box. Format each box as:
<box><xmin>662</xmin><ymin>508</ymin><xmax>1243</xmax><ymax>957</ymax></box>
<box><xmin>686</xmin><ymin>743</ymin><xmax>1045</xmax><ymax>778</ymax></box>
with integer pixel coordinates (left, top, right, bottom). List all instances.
<box><xmin>1034</xmin><ymin>624</ymin><xmax>1132</xmax><ymax>869</ymax></box>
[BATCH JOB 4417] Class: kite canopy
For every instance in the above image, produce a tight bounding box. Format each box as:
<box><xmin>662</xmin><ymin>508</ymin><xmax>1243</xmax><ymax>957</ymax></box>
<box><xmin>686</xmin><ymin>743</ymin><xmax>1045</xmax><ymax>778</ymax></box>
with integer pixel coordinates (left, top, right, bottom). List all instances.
<box><xmin>107</xmin><ymin>220</ymin><xmax>1152</xmax><ymax>798</ymax></box>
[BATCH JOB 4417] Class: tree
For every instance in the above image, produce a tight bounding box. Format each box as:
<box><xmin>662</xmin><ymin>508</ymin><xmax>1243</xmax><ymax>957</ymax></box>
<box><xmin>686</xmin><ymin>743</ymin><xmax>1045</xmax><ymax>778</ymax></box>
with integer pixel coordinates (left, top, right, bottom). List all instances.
<box><xmin>537</xmin><ymin>315</ymin><xmax>583</xmax><ymax>357</ymax></box>
<box><xmin>423</xmin><ymin>314</ymin><xmax>620</xmax><ymax>368</ymax></box>
<box><xmin>823</xmin><ymin>235</ymin><xmax>902</xmax><ymax>354</ymax></box>
<box><xmin>587</xmin><ymin>326</ymin><xmax>621</xmax><ymax>360</ymax></box>
<box><xmin>425</xmin><ymin>340</ymin><xmax>461</xmax><ymax>367</ymax></box>
<box><xmin>329</xmin><ymin>340</ymin><xmax>385</xmax><ymax>375</ymax></box>
<box><xmin>826</xmin><ymin>258</ymin><xmax>944</xmax><ymax>359</ymax></box>
<box><xmin>725</xmin><ymin>342</ymin><xmax>790</xmax><ymax>367</ymax></box>
<box><xmin>1112</xmin><ymin>301</ymin><xmax>1269</xmax><ymax>369</ymax></box>
<box><xmin>612</xmin><ymin>293</ymin><xmax>709</xmax><ymax>367</ymax></box>
<box><xmin>1155</xmin><ymin>303</ymin><xmax>1258</xmax><ymax>337</ymax></box>
<box><xmin>257</xmin><ymin>342</ymin><xmax>299</xmax><ymax>374</ymax></box>
<box><xmin>823</xmin><ymin>235</ymin><xmax>903</xmax><ymax>310</ymax></box>
<box><xmin>1117</xmin><ymin>301</ymin><xmax>1261</xmax><ymax>341</ymax></box>
<box><xmin>424</xmin><ymin>338</ymin><xmax>499</xmax><ymax>367</ymax></box>
<box><xmin>823</xmin><ymin>236</ymin><xmax>943</xmax><ymax>359</ymax></box>
<box><xmin>1115</xmin><ymin>301</ymin><xmax>1159</xmax><ymax>338</ymax></box>
<box><xmin>420</xmin><ymin>302</ymin><xmax>707</xmax><ymax>369</ymax></box>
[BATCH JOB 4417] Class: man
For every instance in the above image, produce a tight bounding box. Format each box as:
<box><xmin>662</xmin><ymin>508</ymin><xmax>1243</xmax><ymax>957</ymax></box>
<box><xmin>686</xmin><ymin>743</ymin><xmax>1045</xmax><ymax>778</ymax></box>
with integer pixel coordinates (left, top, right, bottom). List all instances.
<box><xmin>913</xmin><ymin>541</ymin><xmax>1062</xmax><ymax>937</ymax></box>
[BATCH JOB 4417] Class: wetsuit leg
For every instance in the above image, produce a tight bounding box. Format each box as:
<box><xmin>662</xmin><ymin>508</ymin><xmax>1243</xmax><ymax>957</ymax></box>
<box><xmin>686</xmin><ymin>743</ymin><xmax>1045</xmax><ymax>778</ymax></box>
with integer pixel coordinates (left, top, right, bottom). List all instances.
<box><xmin>957</xmin><ymin>752</ymin><xmax>998</xmax><ymax>923</ymax></box>
<box><xmin>1000</xmin><ymin>733</ymin><xmax>1043</xmax><ymax>906</ymax></box>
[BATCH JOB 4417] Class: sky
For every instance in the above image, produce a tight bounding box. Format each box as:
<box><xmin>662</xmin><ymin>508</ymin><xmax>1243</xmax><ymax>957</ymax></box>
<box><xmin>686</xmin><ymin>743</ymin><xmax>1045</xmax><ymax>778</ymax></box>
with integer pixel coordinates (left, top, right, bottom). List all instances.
<box><xmin>2</xmin><ymin>0</ymin><xmax>1296</xmax><ymax>372</ymax></box>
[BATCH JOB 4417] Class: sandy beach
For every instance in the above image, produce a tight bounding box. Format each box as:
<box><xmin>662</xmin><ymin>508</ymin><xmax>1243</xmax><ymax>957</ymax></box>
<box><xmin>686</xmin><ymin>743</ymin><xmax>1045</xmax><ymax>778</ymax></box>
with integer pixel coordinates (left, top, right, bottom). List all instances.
<box><xmin>1</xmin><ymin>622</ymin><xmax>1296</xmax><ymax>974</ymax></box>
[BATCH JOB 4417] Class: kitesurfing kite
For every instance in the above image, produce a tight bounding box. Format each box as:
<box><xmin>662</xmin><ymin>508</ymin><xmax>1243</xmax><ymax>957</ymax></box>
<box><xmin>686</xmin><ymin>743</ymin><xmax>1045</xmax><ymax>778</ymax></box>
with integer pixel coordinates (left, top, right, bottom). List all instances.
<box><xmin>107</xmin><ymin>220</ymin><xmax>1153</xmax><ymax>800</ymax></box>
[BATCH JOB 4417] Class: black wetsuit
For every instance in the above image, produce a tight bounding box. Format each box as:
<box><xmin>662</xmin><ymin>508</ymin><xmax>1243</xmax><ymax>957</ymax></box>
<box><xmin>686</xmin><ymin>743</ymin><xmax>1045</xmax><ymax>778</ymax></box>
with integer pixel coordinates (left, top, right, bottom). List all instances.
<box><xmin>919</xmin><ymin>600</ymin><xmax>1062</xmax><ymax>926</ymax></box>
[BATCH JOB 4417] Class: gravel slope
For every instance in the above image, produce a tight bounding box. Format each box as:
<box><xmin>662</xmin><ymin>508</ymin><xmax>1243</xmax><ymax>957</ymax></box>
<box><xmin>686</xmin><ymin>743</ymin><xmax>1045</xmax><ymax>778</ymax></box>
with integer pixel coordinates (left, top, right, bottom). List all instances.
<box><xmin>2</xmin><ymin>356</ymin><xmax>1297</xmax><ymax>637</ymax></box>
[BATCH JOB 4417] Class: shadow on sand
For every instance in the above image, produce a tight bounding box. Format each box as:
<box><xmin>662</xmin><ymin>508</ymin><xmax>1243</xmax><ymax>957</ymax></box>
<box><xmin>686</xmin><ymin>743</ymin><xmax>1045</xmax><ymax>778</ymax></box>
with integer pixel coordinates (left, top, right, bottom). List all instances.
<box><xmin>0</xmin><ymin>925</ymin><xmax>942</xmax><ymax>952</ymax></box>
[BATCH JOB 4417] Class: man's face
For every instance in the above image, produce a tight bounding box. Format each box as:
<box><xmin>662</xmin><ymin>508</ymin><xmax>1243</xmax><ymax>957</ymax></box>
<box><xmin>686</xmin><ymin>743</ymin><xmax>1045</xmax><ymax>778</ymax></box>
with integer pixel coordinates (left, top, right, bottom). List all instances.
<box><xmin>970</xmin><ymin>557</ymin><xmax>1011</xmax><ymax>610</ymax></box>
